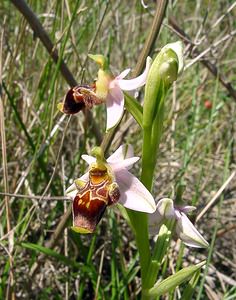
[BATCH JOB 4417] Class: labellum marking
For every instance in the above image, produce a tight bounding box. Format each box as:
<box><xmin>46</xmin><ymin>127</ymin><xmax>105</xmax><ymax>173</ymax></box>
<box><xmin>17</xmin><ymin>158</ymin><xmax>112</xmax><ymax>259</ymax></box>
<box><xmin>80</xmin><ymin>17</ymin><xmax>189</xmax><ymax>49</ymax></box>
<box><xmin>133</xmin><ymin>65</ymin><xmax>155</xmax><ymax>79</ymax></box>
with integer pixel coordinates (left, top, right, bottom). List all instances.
<box><xmin>72</xmin><ymin>167</ymin><xmax>120</xmax><ymax>233</ymax></box>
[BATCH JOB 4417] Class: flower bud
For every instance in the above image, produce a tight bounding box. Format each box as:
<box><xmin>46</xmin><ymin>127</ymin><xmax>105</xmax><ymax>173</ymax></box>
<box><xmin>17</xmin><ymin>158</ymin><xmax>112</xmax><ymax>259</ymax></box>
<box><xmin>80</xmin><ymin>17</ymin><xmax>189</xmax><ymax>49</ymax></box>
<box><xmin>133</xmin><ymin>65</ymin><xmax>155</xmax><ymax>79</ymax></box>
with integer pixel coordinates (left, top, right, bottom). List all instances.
<box><xmin>143</xmin><ymin>41</ymin><xmax>183</xmax><ymax>128</ymax></box>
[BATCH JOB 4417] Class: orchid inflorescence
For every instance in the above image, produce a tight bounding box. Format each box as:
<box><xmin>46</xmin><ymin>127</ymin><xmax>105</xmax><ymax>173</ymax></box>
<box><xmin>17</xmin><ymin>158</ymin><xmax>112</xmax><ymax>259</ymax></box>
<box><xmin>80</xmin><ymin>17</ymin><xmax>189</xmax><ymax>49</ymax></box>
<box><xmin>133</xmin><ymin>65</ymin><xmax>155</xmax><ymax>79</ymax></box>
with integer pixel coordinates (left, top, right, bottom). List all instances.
<box><xmin>59</xmin><ymin>41</ymin><xmax>208</xmax><ymax>298</ymax></box>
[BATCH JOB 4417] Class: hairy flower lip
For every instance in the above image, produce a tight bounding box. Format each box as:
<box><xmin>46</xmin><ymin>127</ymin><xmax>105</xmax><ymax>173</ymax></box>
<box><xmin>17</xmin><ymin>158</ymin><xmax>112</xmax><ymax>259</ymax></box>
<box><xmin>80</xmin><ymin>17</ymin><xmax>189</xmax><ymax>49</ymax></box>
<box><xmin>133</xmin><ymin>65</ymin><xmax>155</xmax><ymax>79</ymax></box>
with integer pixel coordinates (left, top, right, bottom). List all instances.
<box><xmin>149</xmin><ymin>198</ymin><xmax>209</xmax><ymax>248</ymax></box>
<box><xmin>58</xmin><ymin>84</ymin><xmax>99</xmax><ymax>115</ymax></box>
<box><xmin>66</xmin><ymin>144</ymin><xmax>156</xmax><ymax>214</ymax></box>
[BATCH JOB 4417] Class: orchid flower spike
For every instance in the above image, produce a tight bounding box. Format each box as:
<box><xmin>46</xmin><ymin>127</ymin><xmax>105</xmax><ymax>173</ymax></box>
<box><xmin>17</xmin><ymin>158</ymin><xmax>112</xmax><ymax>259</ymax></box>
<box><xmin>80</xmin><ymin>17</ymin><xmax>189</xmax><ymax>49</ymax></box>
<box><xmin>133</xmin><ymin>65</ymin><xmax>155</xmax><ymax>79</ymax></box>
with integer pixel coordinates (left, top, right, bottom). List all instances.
<box><xmin>89</xmin><ymin>54</ymin><xmax>152</xmax><ymax>131</ymax></box>
<box><xmin>66</xmin><ymin>144</ymin><xmax>156</xmax><ymax>234</ymax></box>
<box><xmin>149</xmin><ymin>198</ymin><xmax>209</xmax><ymax>248</ymax></box>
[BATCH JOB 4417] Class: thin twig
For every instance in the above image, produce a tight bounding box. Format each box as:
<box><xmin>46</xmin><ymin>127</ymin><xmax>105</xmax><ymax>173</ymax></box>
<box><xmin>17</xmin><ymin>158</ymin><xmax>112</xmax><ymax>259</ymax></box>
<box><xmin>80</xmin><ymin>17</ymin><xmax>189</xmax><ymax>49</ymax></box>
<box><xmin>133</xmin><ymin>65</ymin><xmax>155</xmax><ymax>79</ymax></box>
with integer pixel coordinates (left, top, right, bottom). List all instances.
<box><xmin>211</xmin><ymin>2</ymin><xmax>236</xmax><ymax>29</ymax></box>
<box><xmin>169</xmin><ymin>17</ymin><xmax>236</xmax><ymax>101</ymax></box>
<box><xmin>94</xmin><ymin>246</ymin><xmax>105</xmax><ymax>299</ymax></box>
<box><xmin>184</xmin><ymin>30</ymin><xmax>236</xmax><ymax>70</ymax></box>
<box><xmin>134</xmin><ymin>0</ymin><xmax>168</xmax><ymax>76</ymax></box>
<box><xmin>196</xmin><ymin>171</ymin><xmax>235</xmax><ymax>222</ymax></box>
<box><xmin>0</xmin><ymin>192</ymin><xmax>70</xmax><ymax>201</ymax></box>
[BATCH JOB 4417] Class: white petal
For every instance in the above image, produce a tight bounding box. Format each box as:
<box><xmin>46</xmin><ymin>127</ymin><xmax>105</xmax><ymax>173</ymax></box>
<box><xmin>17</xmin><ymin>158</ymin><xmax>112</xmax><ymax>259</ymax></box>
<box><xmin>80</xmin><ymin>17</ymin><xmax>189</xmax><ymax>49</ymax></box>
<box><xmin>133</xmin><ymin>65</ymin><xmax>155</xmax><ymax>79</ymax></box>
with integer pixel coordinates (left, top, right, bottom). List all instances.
<box><xmin>177</xmin><ymin>205</ymin><xmax>196</xmax><ymax>214</ymax></box>
<box><xmin>118</xmin><ymin>56</ymin><xmax>152</xmax><ymax>91</ymax></box>
<box><xmin>141</xmin><ymin>0</ymin><xmax>148</xmax><ymax>8</ymax></box>
<box><xmin>109</xmin><ymin>157</ymin><xmax>139</xmax><ymax>172</ymax></box>
<box><xmin>107</xmin><ymin>144</ymin><xmax>134</xmax><ymax>162</ymax></box>
<box><xmin>79</xmin><ymin>172</ymin><xmax>89</xmax><ymax>181</ymax></box>
<box><xmin>106</xmin><ymin>86</ymin><xmax>124</xmax><ymax>131</ymax></box>
<box><xmin>156</xmin><ymin>198</ymin><xmax>175</xmax><ymax>218</ymax></box>
<box><xmin>65</xmin><ymin>182</ymin><xmax>77</xmax><ymax>199</ymax></box>
<box><xmin>175</xmin><ymin>212</ymin><xmax>209</xmax><ymax>248</ymax></box>
<box><xmin>148</xmin><ymin>210</ymin><xmax>163</xmax><ymax>235</ymax></box>
<box><xmin>81</xmin><ymin>155</ymin><xmax>96</xmax><ymax>165</ymax></box>
<box><xmin>116</xmin><ymin>68</ymin><xmax>131</xmax><ymax>80</ymax></box>
<box><xmin>115</xmin><ymin>169</ymin><xmax>156</xmax><ymax>213</ymax></box>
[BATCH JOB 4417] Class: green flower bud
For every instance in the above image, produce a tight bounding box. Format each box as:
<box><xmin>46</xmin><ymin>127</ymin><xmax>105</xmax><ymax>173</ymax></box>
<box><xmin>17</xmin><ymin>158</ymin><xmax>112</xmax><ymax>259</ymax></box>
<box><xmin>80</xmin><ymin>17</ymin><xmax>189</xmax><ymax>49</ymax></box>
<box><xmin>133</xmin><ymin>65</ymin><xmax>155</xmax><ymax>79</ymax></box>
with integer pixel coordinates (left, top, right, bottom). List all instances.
<box><xmin>143</xmin><ymin>41</ymin><xmax>183</xmax><ymax>128</ymax></box>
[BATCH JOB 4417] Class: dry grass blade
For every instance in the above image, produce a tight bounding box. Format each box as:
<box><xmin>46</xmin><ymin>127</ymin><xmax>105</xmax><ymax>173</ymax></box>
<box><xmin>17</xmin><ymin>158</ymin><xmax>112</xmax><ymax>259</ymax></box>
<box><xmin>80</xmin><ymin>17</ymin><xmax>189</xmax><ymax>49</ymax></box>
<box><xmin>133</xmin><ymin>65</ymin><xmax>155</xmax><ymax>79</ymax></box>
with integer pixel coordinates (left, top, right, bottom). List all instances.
<box><xmin>196</xmin><ymin>171</ymin><xmax>235</xmax><ymax>222</ymax></box>
<box><xmin>169</xmin><ymin>16</ymin><xmax>236</xmax><ymax>101</ymax></box>
<box><xmin>184</xmin><ymin>30</ymin><xmax>236</xmax><ymax>70</ymax></box>
<box><xmin>0</xmin><ymin>20</ymin><xmax>15</xmax><ymax>300</ymax></box>
<box><xmin>94</xmin><ymin>246</ymin><xmax>105</xmax><ymax>299</ymax></box>
<box><xmin>133</xmin><ymin>0</ymin><xmax>168</xmax><ymax>76</ymax></box>
<box><xmin>0</xmin><ymin>192</ymin><xmax>70</xmax><ymax>201</ymax></box>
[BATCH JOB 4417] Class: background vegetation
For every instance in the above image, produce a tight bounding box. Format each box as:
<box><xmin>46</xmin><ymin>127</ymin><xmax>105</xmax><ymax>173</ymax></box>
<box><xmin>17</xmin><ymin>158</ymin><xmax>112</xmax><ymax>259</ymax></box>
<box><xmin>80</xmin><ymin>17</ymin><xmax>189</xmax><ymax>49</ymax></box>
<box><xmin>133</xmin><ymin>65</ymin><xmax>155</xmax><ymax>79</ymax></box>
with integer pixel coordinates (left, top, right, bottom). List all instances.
<box><xmin>0</xmin><ymin>0</ymin><xmax>236</xmax><ymax>299</ymax></box>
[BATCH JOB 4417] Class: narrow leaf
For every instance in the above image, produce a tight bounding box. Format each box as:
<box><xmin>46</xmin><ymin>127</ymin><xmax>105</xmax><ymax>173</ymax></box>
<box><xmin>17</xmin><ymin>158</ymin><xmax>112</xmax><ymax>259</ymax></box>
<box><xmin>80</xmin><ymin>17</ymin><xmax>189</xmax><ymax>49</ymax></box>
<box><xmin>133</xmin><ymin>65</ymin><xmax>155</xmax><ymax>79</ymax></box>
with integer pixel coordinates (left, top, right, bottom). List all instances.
<box><xmin>21</xmin><ymin>242</ymin><xmax>80</xmax><ymax>268</ymax></box>
<box><xmin>146</xmin><ymin>261</ymin><xmax>206</xmax><ymax>298</ymax></box>
<box><xmin>124</xmin><ymin>92</ymin><xmax>143</xmax><ymax>127</ymax></box>
<box><xmin>182</xmin><ymin>269</ymin><xmax>201</xmax><ymax>300</ymax></box>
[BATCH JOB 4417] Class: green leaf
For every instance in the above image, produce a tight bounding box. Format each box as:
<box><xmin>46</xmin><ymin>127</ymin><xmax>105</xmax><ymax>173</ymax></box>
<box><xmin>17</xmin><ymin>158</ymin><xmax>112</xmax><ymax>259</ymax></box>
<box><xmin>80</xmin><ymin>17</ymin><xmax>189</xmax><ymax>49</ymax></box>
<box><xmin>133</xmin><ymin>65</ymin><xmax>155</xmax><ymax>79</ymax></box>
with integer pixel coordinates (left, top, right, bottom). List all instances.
<box><xmin>21</xmin><ymin>242</ymin><xmax>81</xmax><ymax>269</ymax></box>
<box><xmin>146</xmin><ymin>261</ymin><xmax>206</xmax><ymax>298</ymax></box>
<box><xmin>182</xmin><ymin>269</ymin><xmax>201</xmax><ymax>300</ymax></box>
<box><xmin>124</xmin><ymin>92</ymin><xmax>143</xmax><ymax>127</ymax></box>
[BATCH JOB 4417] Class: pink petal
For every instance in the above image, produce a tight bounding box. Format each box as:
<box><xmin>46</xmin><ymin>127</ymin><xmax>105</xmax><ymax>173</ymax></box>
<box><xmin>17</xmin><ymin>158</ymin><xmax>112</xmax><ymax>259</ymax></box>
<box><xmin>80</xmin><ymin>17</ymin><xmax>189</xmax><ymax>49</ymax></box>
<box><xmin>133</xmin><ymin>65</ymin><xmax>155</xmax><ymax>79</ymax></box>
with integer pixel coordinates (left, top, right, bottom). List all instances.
<box><xmin>81</xmin><ymin>155</ymin><xmax>96</xmax><ymax>165</ymax></box>
<box><xmin>116</xmin><ymin>68</ymin><xmax>131</xmax><ymax>80</ymax></box>
<box><xmin>118</xmin><ymin>56</ymin><xmax>152</xmax><ymax>91</ymax></box>
<box><xmin>107</xmin><ymin>144</ymin><xmax>135</xmax><ymax>162</ymax></box>
<box><xmin>106</xmin><ymin>86</ymin><xmax>124</xmax><ymax>131</ymax></box>
<box><xmin>177</xmin><ymin>205</ymin><xmax>196</xmax><ymax>214</ymax></box>
<box><xmin>79</xmin><ymin>172</ymin><xmax>89</xmax><ymax>181</ymax></box>
<box><xmin>107</xmin><ymin>144</ymin><xmax>139</xmax><ymax>171</ymax></box>
<box><xmin>148</xmin><ymin>210</ymin><xmax>163</xmax><ymax>235</ymax></box>
<box><xmin>109</xmin><ymin>157</ymin><xmax>140</xmax><ymax>172</ymax></box>
<box><xmin>175</xmin><ymin>212</ymin><xmax>209</xmax><ymax>248</ymax></box>
<box><xmin>115</xmin><ymin>169</ymin><xmax>156</xmax><ymax>213</ymax></box>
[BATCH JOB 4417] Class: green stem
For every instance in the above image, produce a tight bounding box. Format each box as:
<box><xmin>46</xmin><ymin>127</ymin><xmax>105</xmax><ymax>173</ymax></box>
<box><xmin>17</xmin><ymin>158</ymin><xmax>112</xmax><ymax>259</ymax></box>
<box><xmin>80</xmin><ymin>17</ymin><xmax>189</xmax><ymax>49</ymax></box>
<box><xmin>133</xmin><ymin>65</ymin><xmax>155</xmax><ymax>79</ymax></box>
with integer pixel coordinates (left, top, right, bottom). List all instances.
<box><xmin>127</xmin><ymin>210</ymin><xmax>151</xmax><ymax>285</ymax></box>
<box><xmin>141</xmin><ymin>126</ymin><xmax>156</xmax><ymax>190</ymax></box>
<box><xmin>139</xmin><ymin>94</ymin><xmax>166</xmax><ymax>300</ymax></box>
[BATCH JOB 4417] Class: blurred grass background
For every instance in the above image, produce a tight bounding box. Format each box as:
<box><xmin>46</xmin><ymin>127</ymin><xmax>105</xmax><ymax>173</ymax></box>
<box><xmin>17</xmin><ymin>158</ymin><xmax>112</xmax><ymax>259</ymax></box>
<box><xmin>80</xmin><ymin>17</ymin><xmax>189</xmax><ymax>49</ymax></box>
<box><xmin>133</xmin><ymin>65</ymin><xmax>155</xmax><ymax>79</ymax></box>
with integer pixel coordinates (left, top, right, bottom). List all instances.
<box><xmin>0</xmin><ymin>0</ymin><xmax>236</xmax><ymax>299</ymax></box>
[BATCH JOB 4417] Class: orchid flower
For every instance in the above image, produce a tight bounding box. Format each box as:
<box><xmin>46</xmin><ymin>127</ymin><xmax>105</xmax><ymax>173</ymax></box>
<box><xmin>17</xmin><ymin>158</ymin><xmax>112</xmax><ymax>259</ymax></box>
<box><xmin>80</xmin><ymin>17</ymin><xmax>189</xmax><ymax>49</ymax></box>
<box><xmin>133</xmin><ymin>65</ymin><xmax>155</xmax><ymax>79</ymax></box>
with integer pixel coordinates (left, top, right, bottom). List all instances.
<box><xmin>89</xmin><ymin>54</ymin><xmax>152</xmax><ymax>131</ymax></box>
<box><xmin>66</xmin><ymin>144</ymin><xmax>156</xmax><ymax>233</ymax></box>
<box><xmin>149</xmin><ymin>198</ymin><xmax>209</xmax><ymax>248</ymax></box>
<box><xmin>58</xmin><ymin>55</ymin><xmax>152</xmax><ymax>131</ymax></box>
